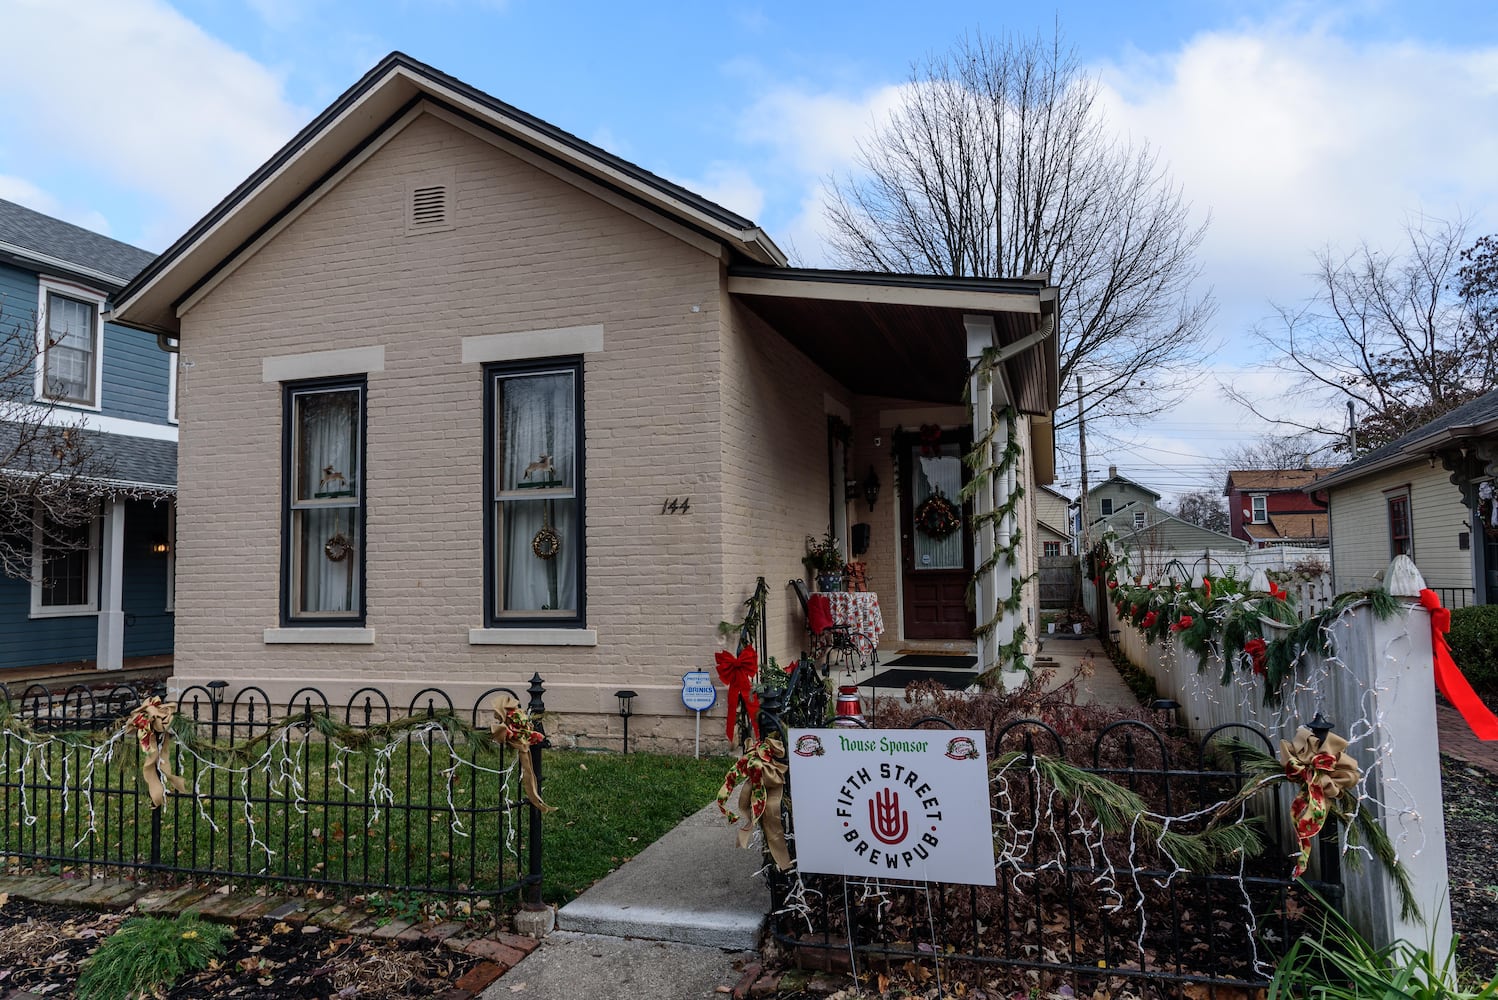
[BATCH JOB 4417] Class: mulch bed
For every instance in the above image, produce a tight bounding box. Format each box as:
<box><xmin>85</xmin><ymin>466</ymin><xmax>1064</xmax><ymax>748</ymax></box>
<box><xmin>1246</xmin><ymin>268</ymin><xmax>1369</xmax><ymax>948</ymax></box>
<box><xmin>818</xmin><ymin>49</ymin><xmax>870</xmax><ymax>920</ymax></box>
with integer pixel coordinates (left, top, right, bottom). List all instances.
<box><xmin>0</xmin><ymin>896</ymin><xmax>480</xmax><ymax>998</ymax></box>
<box><xmin>1442</xmin><ymin>754</ymin><xmax>1498</xmax><ymax>979</ymax></box>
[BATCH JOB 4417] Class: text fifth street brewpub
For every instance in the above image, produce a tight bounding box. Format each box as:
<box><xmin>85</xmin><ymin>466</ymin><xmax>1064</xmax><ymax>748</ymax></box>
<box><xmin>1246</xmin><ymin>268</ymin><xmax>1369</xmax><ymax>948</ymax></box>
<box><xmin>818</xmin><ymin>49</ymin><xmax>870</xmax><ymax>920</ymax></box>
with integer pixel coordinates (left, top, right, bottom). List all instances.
<box><xmin>787</xmin><ymin>729</ymin><xmax>996</xmax><ymax>886</ymax></box>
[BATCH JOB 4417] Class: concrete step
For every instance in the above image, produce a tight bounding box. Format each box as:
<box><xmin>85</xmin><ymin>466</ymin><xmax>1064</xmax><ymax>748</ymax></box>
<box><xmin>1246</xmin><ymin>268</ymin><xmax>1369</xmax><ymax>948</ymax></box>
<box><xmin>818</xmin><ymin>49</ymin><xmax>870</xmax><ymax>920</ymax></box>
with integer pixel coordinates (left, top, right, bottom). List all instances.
<box><xmin>556</xmin><ymin>801</ymin><xmax>767</xmax><ymax>950</ymax></box>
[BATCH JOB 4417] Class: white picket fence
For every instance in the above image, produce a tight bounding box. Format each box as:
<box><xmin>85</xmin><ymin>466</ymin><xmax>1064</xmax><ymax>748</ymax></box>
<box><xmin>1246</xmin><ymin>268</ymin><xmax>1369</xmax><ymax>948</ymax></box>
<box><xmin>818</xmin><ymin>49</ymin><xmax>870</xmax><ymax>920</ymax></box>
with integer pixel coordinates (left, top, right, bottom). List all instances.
<box><xmin>1099</xmin><ymin>560</ymin><xmax>1451</xmax><ymax>954</ymax></box>
<box><xmin>1114</xmin><ymin>544</ymin><xmax>1336</xmax><ymax>613</ymax></box>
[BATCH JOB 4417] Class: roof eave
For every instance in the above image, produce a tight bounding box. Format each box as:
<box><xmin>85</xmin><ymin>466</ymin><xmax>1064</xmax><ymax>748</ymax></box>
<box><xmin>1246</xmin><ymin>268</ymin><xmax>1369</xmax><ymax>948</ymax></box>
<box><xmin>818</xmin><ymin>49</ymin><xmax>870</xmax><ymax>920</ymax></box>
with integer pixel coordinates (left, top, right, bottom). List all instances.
<box><xmin>112</xmin><ymin>52</ymin><xmax>785</xmax><ymax>336</ymax></box>
<box><xmin>0</xmin><ymin>241</ymin><xmax>132</xmax><ymax>293</ymax></box>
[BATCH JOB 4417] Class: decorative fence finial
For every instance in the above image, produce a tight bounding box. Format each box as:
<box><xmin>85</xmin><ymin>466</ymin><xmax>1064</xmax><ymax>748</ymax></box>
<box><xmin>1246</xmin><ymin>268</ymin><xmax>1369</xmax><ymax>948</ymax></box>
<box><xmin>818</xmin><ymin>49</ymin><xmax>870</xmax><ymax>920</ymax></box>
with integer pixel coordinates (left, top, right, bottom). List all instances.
<box><xmin>1384</xmin><ymin>555</ymin><xmax>1427</xmax><ymax>598</ymax></box>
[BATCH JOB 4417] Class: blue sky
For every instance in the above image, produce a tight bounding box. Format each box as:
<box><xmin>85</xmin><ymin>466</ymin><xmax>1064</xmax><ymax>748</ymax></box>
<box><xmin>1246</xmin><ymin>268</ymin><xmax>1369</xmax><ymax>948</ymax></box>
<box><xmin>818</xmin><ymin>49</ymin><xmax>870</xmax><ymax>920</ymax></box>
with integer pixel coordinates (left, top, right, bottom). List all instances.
<box><xmin>4</xmin><ymin>0</ymin><xmax>1496</xmax><ymax>496</ymax></box>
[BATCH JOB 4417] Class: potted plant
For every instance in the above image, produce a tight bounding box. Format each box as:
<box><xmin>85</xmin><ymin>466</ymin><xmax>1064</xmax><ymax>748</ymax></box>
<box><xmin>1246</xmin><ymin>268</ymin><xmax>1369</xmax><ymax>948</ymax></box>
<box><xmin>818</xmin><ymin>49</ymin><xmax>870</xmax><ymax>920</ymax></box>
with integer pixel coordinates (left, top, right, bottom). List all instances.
<box><xmin>803</xmin><ymin>531</ymin><xmax>846</xmax><ymax>592</ymax></box>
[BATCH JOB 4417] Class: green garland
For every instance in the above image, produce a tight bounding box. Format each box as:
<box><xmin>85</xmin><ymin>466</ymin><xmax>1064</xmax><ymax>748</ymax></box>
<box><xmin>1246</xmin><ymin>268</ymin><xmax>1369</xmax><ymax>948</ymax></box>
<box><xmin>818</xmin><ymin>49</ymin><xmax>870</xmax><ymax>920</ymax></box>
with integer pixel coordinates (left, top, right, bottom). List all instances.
<box><xmin>962</xmin><ymin>346</ymin><xmax>1034</xmax><ymax>676</ymax></box>
<box><xmin>1096</xmin><ymin>531</ymin><xmax>1399</xmax><ymax>705</ymax></box>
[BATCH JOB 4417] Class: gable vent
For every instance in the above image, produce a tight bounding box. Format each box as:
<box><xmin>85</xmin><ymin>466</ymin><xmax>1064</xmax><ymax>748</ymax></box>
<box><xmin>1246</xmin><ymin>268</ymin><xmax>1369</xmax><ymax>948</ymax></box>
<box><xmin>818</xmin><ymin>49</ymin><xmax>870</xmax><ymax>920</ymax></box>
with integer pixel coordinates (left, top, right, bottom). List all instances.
<box><xmin>411</xmin><ymin>185</ymin><xmax>446</xmax><ymax>225</ymax></box>
<box><xmin>405</xmin><ymin>173</ymin><xmax>455</xmax><ymax>235</ymax></box>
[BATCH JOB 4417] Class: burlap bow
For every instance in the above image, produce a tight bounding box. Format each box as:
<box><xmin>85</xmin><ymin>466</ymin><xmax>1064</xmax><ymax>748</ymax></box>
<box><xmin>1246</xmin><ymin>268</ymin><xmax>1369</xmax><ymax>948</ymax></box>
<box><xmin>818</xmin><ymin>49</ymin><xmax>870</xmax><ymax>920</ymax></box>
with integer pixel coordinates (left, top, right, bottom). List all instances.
<box><xmin>1279</xmin><ymin>726</ymin><xmax>1360</xmax><ymax>877</ymax></box>
<box><xmin>490</xmin><ymin>694</ymin><xmax>554</xmax><ymax>814</ymax></box>
<box><xmin>129</xmin><ymin>697</ymin><xmax>187</xmax><ymax>808</ymax></box>
<box><xmin>716</xmin><ymin>736</ymin><xmax>791</xmax><ymax>871</ymax></box>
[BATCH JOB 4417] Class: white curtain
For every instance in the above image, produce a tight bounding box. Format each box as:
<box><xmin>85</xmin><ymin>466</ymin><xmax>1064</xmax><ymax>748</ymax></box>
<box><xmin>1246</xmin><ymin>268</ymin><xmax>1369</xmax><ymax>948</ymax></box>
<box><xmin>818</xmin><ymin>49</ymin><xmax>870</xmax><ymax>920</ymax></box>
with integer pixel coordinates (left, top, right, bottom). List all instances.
<box><xmin>295</xmin><ymin>390</ymin><xmax>359</xmax><ymax>615</ymax></box>
<box><xmin>914</xmin><ymin>444</ymin><xmax>964</xmax><ymax>570</ymax></box>
<box><xmin>498</xmin><ymin>373</ymin><xmax>577</xmax><ymax>615</ymax></box>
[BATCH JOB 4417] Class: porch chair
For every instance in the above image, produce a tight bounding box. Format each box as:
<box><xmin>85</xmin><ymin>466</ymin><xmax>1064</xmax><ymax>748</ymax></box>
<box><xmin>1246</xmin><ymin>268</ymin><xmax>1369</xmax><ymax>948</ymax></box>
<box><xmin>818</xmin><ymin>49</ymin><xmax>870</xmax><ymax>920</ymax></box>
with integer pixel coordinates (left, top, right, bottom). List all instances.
<box><xmin>789</xmin><ymin>578</ymin><xmax>873</xmax><ymax>676</ymax></box>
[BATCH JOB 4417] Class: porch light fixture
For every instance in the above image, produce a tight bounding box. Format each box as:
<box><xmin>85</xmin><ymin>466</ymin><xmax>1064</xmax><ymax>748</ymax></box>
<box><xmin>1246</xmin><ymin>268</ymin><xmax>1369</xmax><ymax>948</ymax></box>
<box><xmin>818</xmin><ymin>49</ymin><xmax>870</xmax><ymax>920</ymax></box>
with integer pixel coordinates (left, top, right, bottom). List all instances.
<box><xmin>615</xmin><ymin>689</ymin><xmax>637</xmax><ymax>753</ymax></box>
<box><xmin>150</xmin><ymin>540</ymin><xmax>171</xmax><ymax>555</ymax></box>
<box><xmin>861</xmin><ymin>466</ymin><xmax>881</xmax><ymax>511</ymax></box>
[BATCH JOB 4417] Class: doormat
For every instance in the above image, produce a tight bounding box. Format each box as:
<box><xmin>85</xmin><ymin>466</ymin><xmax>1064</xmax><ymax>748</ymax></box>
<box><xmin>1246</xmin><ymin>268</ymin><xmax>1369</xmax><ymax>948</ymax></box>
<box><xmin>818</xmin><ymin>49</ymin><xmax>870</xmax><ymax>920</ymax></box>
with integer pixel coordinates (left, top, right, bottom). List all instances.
<box><xmin>881</xmin><ymin>654</ymin><xmax>979</xmax><ymax>669</ymax></box>
<box><xmin>859</xmin><ymin>667</ymin><xmax>977</xmax><ymax>691</ymax></box>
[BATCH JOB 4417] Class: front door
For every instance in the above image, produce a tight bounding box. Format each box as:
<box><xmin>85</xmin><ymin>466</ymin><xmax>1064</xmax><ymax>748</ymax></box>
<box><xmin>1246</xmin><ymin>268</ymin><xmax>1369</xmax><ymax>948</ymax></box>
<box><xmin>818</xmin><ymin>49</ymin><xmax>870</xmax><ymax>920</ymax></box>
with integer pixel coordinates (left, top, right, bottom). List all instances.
<box><xmin>899</xmin><ymin>429</ymin><xmax>975</xmax><ymax>640</ymax></box>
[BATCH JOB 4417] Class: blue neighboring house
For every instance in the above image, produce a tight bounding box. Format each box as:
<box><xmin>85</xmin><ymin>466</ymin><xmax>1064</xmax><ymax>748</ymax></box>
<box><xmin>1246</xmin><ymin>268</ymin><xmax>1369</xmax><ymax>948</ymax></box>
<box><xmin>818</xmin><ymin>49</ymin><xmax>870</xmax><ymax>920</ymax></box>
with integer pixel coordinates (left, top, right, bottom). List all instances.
<box><xmin>0</xmin><ymin>198</ymin><xmax>174</xmax><ymax>674</ymax></box>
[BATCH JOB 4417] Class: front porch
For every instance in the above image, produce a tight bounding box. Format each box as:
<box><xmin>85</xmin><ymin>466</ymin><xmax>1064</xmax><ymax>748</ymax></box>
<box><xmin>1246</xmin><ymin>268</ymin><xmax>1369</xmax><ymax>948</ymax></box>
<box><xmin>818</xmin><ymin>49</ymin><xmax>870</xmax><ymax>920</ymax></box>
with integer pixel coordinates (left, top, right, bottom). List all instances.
<box><xmin>729</xmin><ymin>266</ymin><xmax>1060</xmax><ymax>679</ymax></box>
<box><xmin>0</xmin><ymin>653</ymin><xmax>173</xmax><ymax>698</ymax></box>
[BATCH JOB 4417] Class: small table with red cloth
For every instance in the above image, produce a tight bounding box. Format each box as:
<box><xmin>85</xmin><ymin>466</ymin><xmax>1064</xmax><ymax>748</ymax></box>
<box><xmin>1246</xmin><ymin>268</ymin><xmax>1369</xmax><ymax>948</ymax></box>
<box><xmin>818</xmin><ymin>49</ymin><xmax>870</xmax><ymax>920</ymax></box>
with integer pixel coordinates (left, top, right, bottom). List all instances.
<box><xmin>806</xmin><ymin>591</ymin><xmax>884</xmax><ymax>669</ymax></box>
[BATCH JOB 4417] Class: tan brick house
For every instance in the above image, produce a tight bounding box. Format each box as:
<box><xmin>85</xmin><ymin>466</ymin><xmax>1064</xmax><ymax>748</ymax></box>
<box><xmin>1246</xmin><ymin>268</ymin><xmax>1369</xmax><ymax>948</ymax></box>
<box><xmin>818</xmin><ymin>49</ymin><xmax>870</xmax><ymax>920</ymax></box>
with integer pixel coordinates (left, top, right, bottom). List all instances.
<box><xmin>110</xmin><ymin>54</ymin><xmax>1059</xmax><ymax>748</ymax></box>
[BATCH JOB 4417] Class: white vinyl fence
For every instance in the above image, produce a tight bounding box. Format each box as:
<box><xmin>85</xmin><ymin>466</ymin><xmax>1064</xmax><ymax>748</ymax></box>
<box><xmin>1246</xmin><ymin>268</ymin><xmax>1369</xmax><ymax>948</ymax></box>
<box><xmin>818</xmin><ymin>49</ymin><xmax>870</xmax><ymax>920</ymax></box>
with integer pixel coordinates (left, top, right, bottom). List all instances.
<box><xmin>1100</xmin><ymin>564</ymin><xmax>1451</xmax><ymax>954</ymax></box>
<box><xmin>1113</xmin><ymin>544</ymin><xmax>1335</xmax><ymax>613</ymax></box>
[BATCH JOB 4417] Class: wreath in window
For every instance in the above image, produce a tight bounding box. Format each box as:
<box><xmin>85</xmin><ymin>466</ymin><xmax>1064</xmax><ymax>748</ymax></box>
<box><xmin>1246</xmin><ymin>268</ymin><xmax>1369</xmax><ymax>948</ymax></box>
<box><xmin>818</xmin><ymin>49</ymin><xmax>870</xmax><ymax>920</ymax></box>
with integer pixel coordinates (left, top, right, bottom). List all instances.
<box><xmin>324</xmin><ymin>532</ymin><xmax>354</xmax><ymax>562</ymax></box>
<box><xmin>532</xmin><ymin>526</ymin><xmax>561</xmax><ymax>561</ymax></box>
<box><xmin>914</xmin><ymin>489</ymin><xmax>962</xmax><ymax>539</ymax></box>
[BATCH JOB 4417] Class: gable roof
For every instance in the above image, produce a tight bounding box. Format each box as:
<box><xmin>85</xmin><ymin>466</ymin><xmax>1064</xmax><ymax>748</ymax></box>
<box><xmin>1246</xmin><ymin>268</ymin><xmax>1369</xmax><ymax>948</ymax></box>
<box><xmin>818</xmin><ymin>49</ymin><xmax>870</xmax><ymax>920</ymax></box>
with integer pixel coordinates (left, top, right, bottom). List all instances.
<box><xmin>1098</xmin><ymin>500</ymin><xmax>1247</xmax><ymax>548</ymax></box>
<box><xmin>1088</xmin><ymin>473</ymin><xmax>1161</xmax><ymax>501</ymax></box>
<box><xmin>1314</xmin><ymin>387</ymin><xmax>1498</xmax><ymax>491</ymax></box>
<box><xmin>0</xmin><ymin>198</ymin><xmax>156</xmax><ymax>290</ymax></box>
<box><xmin>111</xmin><ymin>52</ymin><xmax>786</xmax><ymax>337</ymax></box>
<box><xmin>1225</xmin><ymin>468</ymin><xmax>1338</xmax><ymax>493</ymax></box>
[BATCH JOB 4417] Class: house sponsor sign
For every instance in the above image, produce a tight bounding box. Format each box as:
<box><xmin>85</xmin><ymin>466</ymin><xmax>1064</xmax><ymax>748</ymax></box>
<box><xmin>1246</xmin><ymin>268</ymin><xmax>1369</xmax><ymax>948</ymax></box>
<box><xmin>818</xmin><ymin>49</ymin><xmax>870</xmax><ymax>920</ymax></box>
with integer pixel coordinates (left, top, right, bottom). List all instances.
<box><xmin>787</xmin><ymin>728</ymin><xmax>995</xmax><ymax>885</ymax></box>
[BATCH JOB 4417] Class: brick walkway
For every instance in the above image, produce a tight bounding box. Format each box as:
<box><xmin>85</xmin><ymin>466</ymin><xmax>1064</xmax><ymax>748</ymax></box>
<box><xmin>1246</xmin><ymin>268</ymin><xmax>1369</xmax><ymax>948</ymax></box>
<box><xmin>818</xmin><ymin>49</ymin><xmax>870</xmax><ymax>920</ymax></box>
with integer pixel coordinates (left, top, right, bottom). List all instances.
<box><xmin>1437</xmin><ymin>699</ymin><xmax>1498</xmax><ymax>773</ymax></box>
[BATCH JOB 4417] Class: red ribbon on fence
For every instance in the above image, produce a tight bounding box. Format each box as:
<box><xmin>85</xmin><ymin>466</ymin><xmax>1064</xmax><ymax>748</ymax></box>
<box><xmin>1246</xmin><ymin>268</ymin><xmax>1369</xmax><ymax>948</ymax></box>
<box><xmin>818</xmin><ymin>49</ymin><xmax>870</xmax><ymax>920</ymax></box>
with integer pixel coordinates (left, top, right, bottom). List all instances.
<box><xmin>714</xmin><ymin>646</ymin><xmax>760</xmax><ymax>743</ymax></box>
<box><xmin>1419</xmin><ymin>589</ymin><xmax>1498</xmax><ymax>741</ymax></box>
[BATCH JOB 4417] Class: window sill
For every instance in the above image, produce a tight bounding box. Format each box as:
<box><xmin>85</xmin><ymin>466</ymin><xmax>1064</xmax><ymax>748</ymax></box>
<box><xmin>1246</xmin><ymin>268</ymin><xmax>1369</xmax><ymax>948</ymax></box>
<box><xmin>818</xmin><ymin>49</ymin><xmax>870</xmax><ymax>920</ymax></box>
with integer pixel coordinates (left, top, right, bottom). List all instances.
<box><xmin>469</xmin><ymin>628</ymin><xmax>597</xmax><ymax>647</ymax></box>
<box><xmin>264</xmin><ymin>627</ymin><xmax>374</xmax><ymax>644</ymax></box>
<box><xmin>33</xmin><ymin>396</ymin><xmax>102</xmax><ymax>414</ymax></box>
<box><xmin>29</xmin><ymin>607</ymin><xmax>99</xmax><ymax>619</ymax></box>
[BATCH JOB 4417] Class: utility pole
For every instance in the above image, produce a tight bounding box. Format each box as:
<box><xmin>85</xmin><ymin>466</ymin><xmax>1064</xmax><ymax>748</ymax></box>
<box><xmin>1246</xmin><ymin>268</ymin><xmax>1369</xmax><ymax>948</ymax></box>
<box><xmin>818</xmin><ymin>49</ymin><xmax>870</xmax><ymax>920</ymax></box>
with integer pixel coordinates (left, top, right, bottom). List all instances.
<box><xmin>1347</xmin><ymin>400</ymin><xmax>1358</xmax><ymax>458</ymax></box>
<box><xmin>1077</xmin><ymin>378</ymin><xmax>1090</xmax><ymax>558</ymax></box>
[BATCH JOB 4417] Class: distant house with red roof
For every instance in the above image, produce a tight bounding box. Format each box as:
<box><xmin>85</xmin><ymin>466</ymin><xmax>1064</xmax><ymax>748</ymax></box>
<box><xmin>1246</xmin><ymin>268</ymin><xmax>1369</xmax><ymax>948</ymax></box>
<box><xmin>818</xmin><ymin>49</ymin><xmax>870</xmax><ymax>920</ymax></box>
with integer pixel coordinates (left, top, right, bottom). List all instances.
<box><xmin>1224</xmin><ymin>467</ymin><xmax>1336</xmax><ymax>548</ymax></box>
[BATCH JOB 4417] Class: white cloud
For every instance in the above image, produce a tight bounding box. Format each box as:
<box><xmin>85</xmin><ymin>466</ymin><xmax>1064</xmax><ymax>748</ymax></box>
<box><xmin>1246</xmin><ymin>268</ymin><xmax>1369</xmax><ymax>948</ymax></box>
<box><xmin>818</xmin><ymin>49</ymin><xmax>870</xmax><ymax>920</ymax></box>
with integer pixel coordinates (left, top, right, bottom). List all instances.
<box><xmin>0</xmin><ymin>0</ymin><xmax>307</xmax><ymax>246</ymax></box>
<box><xmin>674</xmin><ymin>163</ymin><xmax>766</xmax><ymax>222</ymax></box>
<box><xmin>1092</xmin><ymin>26</ymin><xmax>1498</xmax><ymax>333</ymax></box>
<box><xmin>0</xmin><ymin>176</ymin><xmax>111</xmax><ymax>235</ymax></box>
<box><xmin>739</xmin><ymin>84</ymin><xmax>905</xmax><ymax>177</ymax></box>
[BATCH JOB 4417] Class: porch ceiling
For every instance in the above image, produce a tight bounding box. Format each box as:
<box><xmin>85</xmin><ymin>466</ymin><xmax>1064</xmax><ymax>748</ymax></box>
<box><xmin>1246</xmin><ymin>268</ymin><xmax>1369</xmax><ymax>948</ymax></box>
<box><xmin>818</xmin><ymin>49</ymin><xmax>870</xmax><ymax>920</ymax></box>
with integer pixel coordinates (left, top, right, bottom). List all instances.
<box><xmin>727</xmin><ymin>267</ymin><xmax>1058</xmax><ymax>412</ymax></box>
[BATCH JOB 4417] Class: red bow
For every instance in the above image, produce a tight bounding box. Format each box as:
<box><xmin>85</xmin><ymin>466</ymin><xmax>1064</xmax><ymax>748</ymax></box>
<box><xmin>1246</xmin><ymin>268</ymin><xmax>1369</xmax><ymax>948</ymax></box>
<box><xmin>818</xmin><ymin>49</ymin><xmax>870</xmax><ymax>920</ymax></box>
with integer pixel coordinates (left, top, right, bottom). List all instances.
<box><xmin>1244</xmin><ymin>637</ymin><xmax>1268</xmax><ymax>676</ymax></box>
<box><xmin>1419</xmin><ymin>590</ymin><xmax>1498</xmax><ymax>741</ymax></box>
<box><xmin>715</xmin><ymin>646</ymin><xmax>760</xmax><ymax>743</ymax></box>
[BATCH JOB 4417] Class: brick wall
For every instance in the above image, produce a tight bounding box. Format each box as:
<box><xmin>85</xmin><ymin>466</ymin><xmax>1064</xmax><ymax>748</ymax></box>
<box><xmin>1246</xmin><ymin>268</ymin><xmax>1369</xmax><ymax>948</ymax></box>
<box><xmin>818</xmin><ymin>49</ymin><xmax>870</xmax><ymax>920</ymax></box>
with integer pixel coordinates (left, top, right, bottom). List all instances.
<box><xmin>174</xmin><ymin>110</ymin><xmax>741</xmax><ymax>748</ymax></box>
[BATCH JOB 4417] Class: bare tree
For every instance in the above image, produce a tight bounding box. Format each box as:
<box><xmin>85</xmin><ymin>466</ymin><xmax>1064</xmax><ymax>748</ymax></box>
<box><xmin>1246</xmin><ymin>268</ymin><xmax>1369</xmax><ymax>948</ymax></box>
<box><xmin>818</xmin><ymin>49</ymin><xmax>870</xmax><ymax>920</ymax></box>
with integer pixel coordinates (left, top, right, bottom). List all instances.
<box><xmin>1</xmin><ymin>303</ymin><xmax>111</xmax><ymax>580</ymax></box>
<box><xmin>1230</xmin><ymin>215</ymin><xmax>1498</xmax><ymax>451</ymax></box>
<box><xmin>823</xmin><ymin>29</ymin><xmax>1214</xmax><ymax>430</ymax></box>
<box><xmin>1173</xmin><ymin>490</ymin><xmax>1229</xmax><ymax>534</ymax></box>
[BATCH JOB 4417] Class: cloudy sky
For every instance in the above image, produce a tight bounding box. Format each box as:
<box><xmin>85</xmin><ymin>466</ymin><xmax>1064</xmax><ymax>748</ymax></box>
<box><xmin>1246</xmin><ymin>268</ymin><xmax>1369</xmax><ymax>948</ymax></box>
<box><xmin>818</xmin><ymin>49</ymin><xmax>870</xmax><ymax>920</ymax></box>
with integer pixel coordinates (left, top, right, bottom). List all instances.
<box><xmin>3</xmin><ymin>0</ymin><xmax>1494</xmax><ymax>498</ymax></box>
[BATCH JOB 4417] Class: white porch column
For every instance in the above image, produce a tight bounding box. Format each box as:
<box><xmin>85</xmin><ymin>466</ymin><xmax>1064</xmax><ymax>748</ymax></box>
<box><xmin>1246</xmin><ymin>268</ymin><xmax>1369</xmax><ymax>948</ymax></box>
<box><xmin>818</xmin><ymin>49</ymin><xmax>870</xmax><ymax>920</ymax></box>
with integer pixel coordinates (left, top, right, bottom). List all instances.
<box><xmin>96</xmin><ymin>498</ymin><xmax>125</xmax><ymax>671</ymax></box>
<box><xmin>965</xmin><ymin>315</ymin><xmax>1014</xmax><ymax>675</ymax></box>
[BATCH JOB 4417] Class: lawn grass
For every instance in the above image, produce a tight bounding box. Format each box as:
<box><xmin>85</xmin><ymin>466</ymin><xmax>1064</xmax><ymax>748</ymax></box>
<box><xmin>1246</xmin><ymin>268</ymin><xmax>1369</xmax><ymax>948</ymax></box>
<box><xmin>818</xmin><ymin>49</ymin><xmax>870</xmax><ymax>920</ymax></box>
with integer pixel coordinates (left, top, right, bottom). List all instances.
<box><xmin>1</xmin><ymin>723</ymin><xmax>731</xmax><ymax>909</ymax></box>
<box><xmin>539</xmin><ymin>750</ymin><xmax>733</xmax><ymax>905</ymax></box>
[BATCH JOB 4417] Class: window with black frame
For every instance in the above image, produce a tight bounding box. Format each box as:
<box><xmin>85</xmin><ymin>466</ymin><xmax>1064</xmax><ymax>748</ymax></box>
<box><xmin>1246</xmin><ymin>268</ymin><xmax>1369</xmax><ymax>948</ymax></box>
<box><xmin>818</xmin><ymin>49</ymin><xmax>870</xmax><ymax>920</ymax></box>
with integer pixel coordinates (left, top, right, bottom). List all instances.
<box><xmin>486</xmin><ymin>359</ymin><xmax>583</xmax><ymax>626</ymax></box>
<box><xmin>283</xmin><ymin>380</ymin><xmax>364</xmax><ymax>623</ymax></box>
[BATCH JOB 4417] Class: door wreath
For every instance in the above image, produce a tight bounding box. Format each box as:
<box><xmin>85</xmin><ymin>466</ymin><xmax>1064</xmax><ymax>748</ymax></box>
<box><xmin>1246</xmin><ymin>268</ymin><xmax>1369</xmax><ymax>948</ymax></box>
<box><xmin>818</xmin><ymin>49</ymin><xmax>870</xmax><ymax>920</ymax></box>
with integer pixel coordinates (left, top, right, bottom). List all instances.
<box><xmin>914</xmin><ymin>489</ymin><xmax>961</xmax><ymax>539</ymax></box>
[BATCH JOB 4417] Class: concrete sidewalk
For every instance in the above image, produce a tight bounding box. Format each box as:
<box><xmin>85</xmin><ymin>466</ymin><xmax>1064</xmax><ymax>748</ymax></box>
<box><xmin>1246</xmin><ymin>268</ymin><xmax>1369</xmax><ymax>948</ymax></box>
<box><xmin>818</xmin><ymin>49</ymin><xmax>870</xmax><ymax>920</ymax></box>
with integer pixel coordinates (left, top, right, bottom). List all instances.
<box><xmin>481</xmin><ymin>801</ymin><xmax>764</xmax><ymax>999</ymax></box>
<box><xmin>1033</xmin><ymin>632</ymin><xmax>1139</xmax><ymax>710</ymax></box>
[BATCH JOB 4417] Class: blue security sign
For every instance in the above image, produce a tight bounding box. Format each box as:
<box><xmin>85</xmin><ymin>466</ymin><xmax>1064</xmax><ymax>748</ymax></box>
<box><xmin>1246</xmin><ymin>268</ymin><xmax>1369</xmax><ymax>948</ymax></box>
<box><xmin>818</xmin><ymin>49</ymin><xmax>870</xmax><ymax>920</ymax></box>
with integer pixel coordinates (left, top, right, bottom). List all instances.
<box><xmin>681</xmin><ymin>671</ymin><xmax>717</xmax><ymax>711</ymax></box>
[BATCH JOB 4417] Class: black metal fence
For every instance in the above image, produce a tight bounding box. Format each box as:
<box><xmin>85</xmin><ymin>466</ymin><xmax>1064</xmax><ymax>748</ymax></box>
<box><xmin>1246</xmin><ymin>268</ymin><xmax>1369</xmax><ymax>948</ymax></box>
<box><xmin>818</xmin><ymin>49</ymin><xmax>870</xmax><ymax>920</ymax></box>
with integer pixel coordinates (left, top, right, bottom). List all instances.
<box><xmin>0</xmin><ymin>676</ymin><xmax>547</xmax><ymax>904</ymax></box>
<box><xmin>756</xmin><ymin>676</ymin><xmax>1335</xmax><ymax>996</ymax></box>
